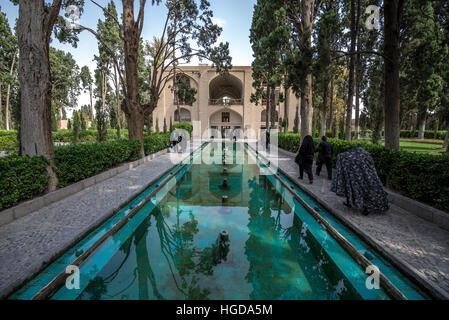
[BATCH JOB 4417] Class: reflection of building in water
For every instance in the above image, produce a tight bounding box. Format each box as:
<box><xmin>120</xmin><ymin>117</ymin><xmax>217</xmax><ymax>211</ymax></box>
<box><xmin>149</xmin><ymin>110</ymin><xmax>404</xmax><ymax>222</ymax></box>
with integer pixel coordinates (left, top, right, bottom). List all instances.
<box><xmin>152</xmin><ymin>65</ymin><xmax>301</xmax><ymax>139</ymax></box>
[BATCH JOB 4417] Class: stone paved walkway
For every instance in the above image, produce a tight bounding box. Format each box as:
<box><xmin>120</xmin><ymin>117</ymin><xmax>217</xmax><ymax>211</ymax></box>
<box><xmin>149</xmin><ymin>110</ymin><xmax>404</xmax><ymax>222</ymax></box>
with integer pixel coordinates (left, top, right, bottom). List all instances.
<box><xmin>0</xmin><ymin>142</ymin><xmax>202</xmax><ymax>298</ymax></box>
<box><xmin>260</xmin><ymin>146</ymin><xmax>449</xmax><ymax>296</ymax></box>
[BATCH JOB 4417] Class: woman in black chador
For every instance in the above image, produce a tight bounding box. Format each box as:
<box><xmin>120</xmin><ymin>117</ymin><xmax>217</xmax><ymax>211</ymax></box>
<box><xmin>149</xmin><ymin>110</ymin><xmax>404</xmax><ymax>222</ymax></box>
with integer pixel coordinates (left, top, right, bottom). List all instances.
<box><xmin>295</xmin><ymin>135</ymin><xmax>315</xmax><ymax>184</ymax></box>
<box><xmin>331</xmin><ymin>147</ymin><xmax>389</xmax><ymax>215</ymax></box>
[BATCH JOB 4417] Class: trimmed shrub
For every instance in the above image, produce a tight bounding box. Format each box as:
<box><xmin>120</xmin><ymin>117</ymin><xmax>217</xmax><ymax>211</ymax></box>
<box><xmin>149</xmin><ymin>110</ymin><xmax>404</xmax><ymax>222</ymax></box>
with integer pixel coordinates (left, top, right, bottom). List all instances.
<box><xmin>172</xmin><ymin>122</ymin><xmax>193</xmax><ymax>136</ymax></box>
<box><xmin>143</xmin><ymin>133</ymin><xmax>170</xmax><ymax>156</ymax></box>
<box><xmin>0</xmin><ymin>130</ymin><xmax>17</xmax><ymax>137</ymax></box>
<box><xmin>400</xmin><ymin>130</ymin><xmax>447</xmax><ymax>140</ymax></box>
<box><xmin>0</xmin><ymin>134</ymin><xmax>173</xmax><ymax>210</ymax></box>
<box><xmin>54</xmin><ymin>139</ymin><xmax>142</xmax><ymax>187</ymax></box>
<box><xmin>0</xmin><ymin>156</ymin><xmax>49</xmax><ymax>209</ymax></box>
<box><xmin>0</xmin><ymin>135</ymin><xmax>18</xmax><ymax>154</ymax></box>
<box><xmin>278</xmin><ymin>132</ymin><xmax>449</xmax><ymax>211</ymax></box>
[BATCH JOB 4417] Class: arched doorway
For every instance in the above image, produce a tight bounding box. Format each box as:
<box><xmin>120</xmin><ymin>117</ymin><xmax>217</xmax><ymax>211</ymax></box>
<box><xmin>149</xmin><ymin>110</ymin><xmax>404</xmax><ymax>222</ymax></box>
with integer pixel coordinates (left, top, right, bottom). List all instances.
<box><xmin>209</xmin><ymin>109</ymin><xmax>243</xmax><ymax>138</ymax></box>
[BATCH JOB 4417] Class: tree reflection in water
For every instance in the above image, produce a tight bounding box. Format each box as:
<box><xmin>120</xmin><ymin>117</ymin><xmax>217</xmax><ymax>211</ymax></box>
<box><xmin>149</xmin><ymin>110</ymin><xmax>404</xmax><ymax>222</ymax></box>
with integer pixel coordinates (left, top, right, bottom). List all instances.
<box><xmin>244</xmin><ymin>175</ymin><xmax>301</xmax><ymax>300</ymax></box>
<box><xmin>80</xmin><ymin>200</ymin><xmax>230</xmax><ymax>300</ymax></box>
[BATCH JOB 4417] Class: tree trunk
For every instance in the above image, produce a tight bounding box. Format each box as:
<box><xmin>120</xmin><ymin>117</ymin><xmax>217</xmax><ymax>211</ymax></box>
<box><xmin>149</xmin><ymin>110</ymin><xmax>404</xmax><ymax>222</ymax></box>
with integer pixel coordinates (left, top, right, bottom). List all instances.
<box><xmin>300</xmin><ymin>73</ymin><xmax>313</xmax><ymax>142</ymax></box>
<box><xmin>265</xmin><ymin>85</ymin><xmax>270</xmax><ymax>131</ymax></box>
<box><xmin>418</xmin><ymin>111</ymin><xmax>426</xmax><ymax>139</ymax></box>
<box><xmin>114</xmin><ymin>63</ymin><xmax>121</xmax><ymax>129</ymax></box>
<box><xmin>57</xmin><ymin>103</ymin><xmax>62</xmax><ymax>129</ymax></box>
<box><xmin>5</xmin><ymin>49</ymin><xmax>17</xmax><ymax>131</ymax></box>
<box><xmin>345</xmin><ymin>0</ymin><xmax>357</xmax><ymax>141</ymax></box>
<box><xmin>127</xmin><ymin>110</ymin><xmax>145</xmax><ymax>154</ymax></box>
<box><xmin>384</xmin><ymin>0</ymin><xmax>403</xmax><ymax>150</ymax></box>
<box><xmin>18</xmin><ymin>0</ymin><xmax>59</xmax><ymax>191</ymax></box>
<box><xmin>123</xmin><ymin>0</ymin><xmax>145</xmax><ymax>157</ymax></box>
<box><xmin>443</xmin><ymin>129</ymin><xmax>449</xmax><ymax>149</ymax></box>
<box><xmin>373</xmin><ymin>65</ymin><xmax>386</xmax><ymax>145</ymax></box>
<box><xmin>321</xmin><ymin>75</ymin><xmax>329</xmax><ymax>137</ymax></box>
<box><xmin>270</xmin><ymin>86</ymin><xmax>276</xmax><ymax>129</ymax></box>
<box><xmin>89</xmin><ymin>87</ymin><xmax>94</xmax><ymax>121</ymax></box>
<box><xmin>101</xmin><ymin>70</ymin><xmax>106</xmax><ymax>113</ymax></box>
<box><xmin>299</xmin><ymin>0</ymin><xmax>314</xmax><ymax>143</ymax></box>
<box><xmin>284</xmin><ymin>86</ymin><xmax>289</xmax><ymax>133</ymax></box>
<box><xmin>354</xmin><ymin>52</ymin><xmax>361</xmax><ymax>140</ymax></box>
<box><xmin>328</xmin><ymin>76</ymin><xmax>334</xmax><ymax>133</ymax></box>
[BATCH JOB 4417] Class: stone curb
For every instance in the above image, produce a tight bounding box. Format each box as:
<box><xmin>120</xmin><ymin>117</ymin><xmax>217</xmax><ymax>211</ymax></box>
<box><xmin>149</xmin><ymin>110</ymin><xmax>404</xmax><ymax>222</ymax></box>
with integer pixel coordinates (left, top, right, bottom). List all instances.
<box><xmin>0</xmin><ymin>148</ymin><xmax>170</xmax><ymax>227</ymax></box>
<box><xmin>386</xmin><ymin>190</ymin><xmax>449</xmax><ymax>231</ymax></box>
<box><xmin>278</xmin><ymin>147</ymin><xmax>449</xmax><ymax>231</ymax></box>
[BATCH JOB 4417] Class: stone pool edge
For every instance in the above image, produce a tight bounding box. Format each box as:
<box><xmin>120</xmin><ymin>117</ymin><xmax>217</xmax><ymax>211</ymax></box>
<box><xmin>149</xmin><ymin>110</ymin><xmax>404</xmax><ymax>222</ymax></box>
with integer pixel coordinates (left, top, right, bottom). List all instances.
<box><xmin>264</xmin><ymin>146</ymin><xmax>449</xmax><ymax>300</ymax></box>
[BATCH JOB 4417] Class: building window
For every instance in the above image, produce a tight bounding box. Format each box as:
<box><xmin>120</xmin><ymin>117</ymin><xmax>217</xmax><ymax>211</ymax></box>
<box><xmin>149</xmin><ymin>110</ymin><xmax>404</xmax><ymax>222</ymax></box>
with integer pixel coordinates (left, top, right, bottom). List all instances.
<box><xmin>174</xmin><ymin>108</ymin><xmax>191</xmax><ymax>122</ymax></box>
<box><xmin>222</xmin><ymin>112</ymin><xmax>230</xmax><ymax>123</ymax></box>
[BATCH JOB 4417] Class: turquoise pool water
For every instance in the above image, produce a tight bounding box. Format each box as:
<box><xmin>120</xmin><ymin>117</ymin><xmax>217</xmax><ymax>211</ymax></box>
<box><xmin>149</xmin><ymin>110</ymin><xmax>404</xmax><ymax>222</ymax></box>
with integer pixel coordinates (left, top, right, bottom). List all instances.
<box><xmin>11</xmin><ymin>142</ymin><xmax>429</xmax><ymax>300</ymax></box>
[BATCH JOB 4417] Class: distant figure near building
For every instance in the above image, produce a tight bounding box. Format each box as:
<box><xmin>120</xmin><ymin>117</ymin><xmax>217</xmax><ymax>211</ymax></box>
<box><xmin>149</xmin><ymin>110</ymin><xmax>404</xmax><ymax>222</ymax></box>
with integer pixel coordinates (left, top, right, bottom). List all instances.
<box><xmin>316</xmin><ymin>136</ymin><xmax>333</xmax><ymax>180</ymax></box>
<box><xmin>331</xmin><ymin>147</ymin><xmax>389</xmax><ymax>215</ymax></box>
<box><xmin>295</xmin><ymin>135</ymin><xmax>315</xmax><ymax>184</ymax></box>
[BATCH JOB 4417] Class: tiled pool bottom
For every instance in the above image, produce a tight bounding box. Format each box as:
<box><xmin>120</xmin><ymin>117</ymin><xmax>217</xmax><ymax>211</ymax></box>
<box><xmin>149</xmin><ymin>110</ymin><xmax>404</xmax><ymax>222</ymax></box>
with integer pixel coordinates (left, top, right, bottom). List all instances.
<box><xmin>10</xmin><ymin>142</ymin><xmax>429</xmax><ymax>300</ymax></box>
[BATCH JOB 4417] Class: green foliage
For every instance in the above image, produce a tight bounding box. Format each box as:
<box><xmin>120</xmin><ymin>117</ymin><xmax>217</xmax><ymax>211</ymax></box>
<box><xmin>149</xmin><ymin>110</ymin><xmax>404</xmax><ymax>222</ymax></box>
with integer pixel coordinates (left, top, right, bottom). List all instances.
<box><xmin>293</xmin><ymin>105</ymin><xmax>299</xmax><ymax>133</ymax></box>
<box><xmin>400</xmin><ymin>130</ymin><xmax>447</xmax><ymax>140</ymax></box>
<box><xmin>172</xmin><ymin>122</ymin><xmax>193</xmax><ymax>136</ymax></box>
<box><xmin>72</xmin><ymin>111</ymin><xmax>80</xmax><ymax>143</ymax></box>
<box><xmin>80</xmin><ymin>114</ymin><xmax>87</xmax><ymax>131</ymax></box>
<box><xmin>174</xmin><ymin>75</ymin><xmax>197</xmax><ymax>106</ymax></box>
<box><xmin>53</xmin><ymin>129</ymin><xmax>128</xmax><ymax>143</ymax></box>
<box><xmin>0</xmin><ymin>156</ymin><xmax>49</xmax><ymax>209</ymax></box>
<box><xmin>54</xmin><ymin>139</ymin><xmax>142</xmax><ymax>187</ymax></box>
<box><xmin>163</xmin><ymin>117</ymin><xmax>167</xmax><ymax>133</ymax></box>
<box><xmin>278</xmin><ymin>133</ymin><xmax>449</xmax><ymax>210</ymax></box>
<box><xmin>0</xmin><ymin>130</ymin><xmax>16</xmax><ymax>136</ymax></box>
<box><xmin>143</xmin><ymin>133</ymin><xmax>170</xmax><ymax>156</ymax></box>
<box><xmin>49</xmin><ymin>47</ymin><xmax>80</xmax><ymax>111</ymax></box>
<box><xmin>0</xmin><ymin>135</ymin><xmax>18</xmax><ymax>154</ymax></box>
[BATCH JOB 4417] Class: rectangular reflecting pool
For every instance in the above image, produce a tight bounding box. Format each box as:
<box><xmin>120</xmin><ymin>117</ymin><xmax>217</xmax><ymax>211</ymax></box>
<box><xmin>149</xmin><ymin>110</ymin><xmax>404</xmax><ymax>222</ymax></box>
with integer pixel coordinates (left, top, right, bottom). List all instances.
<box><xmin>10</xmin><ymin>142</ymin><xmax>430</xmax><ymax>300</ymax></box>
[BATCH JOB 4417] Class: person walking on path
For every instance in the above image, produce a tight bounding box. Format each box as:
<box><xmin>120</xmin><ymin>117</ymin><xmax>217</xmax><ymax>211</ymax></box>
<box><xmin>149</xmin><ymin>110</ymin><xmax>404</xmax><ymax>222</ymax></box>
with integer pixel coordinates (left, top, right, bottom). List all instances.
<box><xmin>316</xmin><ymin>136</ymin><xmax>333</xmax><ymax>180</ymax></box>
<box><xmin>295</xmin><ymin>135</ymin><xmax>315</xmax><ymax>184</ymax></box>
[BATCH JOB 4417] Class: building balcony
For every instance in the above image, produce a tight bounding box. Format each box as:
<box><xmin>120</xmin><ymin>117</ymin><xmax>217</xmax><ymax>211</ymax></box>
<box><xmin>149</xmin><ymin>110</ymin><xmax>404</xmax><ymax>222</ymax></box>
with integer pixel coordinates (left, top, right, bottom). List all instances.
<box><xmin>209</xmin><ymin>98</ymin><xmax>243</xmax><ymax>106</ymax></box>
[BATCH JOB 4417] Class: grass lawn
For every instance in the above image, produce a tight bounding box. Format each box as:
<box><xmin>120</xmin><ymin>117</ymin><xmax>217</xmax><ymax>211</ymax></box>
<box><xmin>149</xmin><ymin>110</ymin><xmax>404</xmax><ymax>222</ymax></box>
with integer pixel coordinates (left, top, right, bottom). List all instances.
<box><xmin>359</xmin><ymin>137</ymin><xmax>446</xmax><ymax>154</ymax></box>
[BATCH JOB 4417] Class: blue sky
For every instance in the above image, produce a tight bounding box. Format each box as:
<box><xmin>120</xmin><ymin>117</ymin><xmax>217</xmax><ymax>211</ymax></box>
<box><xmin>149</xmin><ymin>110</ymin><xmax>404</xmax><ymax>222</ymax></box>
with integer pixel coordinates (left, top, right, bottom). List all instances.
<box><xmin>1</xmin><ymin>0</ymin><xmax>256</xmax><ymax>109</ymax></box>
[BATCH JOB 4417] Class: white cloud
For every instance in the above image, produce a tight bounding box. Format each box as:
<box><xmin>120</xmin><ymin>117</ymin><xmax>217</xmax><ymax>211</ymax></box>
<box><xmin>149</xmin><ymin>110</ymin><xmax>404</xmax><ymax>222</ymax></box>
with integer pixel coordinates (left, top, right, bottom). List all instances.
<box><xmin>211</xmin><ymin>17</ymin><xmax>226</xmax><ymax>28</ymax></box>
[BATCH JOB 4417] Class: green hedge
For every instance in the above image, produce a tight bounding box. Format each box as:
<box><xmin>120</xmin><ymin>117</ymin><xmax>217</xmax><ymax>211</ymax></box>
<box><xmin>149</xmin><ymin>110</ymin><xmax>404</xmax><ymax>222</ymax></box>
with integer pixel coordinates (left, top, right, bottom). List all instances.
<box><xmin>0</xmin><ymin>135</ymin><xmax>18</xmax><ymax>154</ymax></box>
<box><xmin>278</xmin><ymin>132</ymin><xmax>449</xmax><ymax>211</ymax></box>
<box><xmin>143</xmin><ymin>133</ymin><xmax>170</xmax><ymax>156</ymax></box>
<box><xmin>52</xmin><ymin>129</ymin><xmax>129</xmax><ymax>143</ymax></box>
<box><xmin>0</xmin><ymin>156</ymin><xmax>49</xmax><ymax>210</ymax></box>
<box><xmin>172</xmin><ymin>122</ymin><xmax>193</xmax><ymax>136</ymax></box>
<box><xmin>399</xmin><ymin>130</ymin><xmax>447</xmax><ymax>140</ymax></box>
<box><xmin>54</xmin><ymin>139</ymin><xmax>142</xmax><ymax>187</ymax></box>
<box><xmin>0</xmin><ymin>133</ymin><xmax>172</xmax><ymax>210</ymax></box>
<box><xmin>0</xmin><ymin>130</ymin><xmax>17</xmax><ymax>136</ymax></box>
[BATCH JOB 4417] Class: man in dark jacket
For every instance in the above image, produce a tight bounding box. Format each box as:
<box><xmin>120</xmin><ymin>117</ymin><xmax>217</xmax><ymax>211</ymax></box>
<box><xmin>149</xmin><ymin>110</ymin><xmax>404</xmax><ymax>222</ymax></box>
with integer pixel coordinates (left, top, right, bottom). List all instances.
<box><xmin>316</xmin><ymin>136</ymin><xmax>333</xmax><ymax>180</ymax></box>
